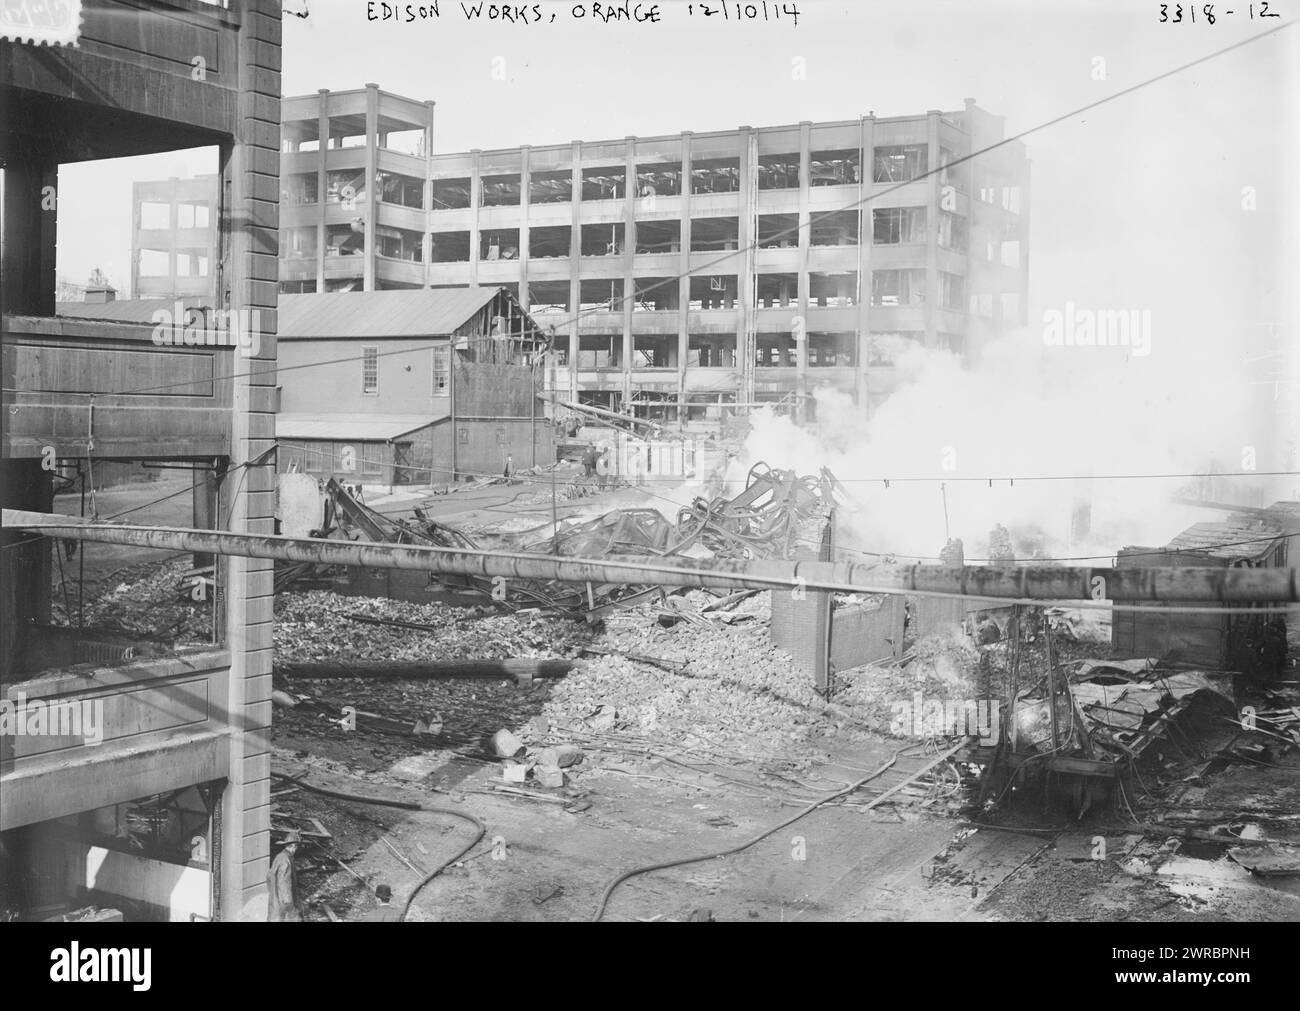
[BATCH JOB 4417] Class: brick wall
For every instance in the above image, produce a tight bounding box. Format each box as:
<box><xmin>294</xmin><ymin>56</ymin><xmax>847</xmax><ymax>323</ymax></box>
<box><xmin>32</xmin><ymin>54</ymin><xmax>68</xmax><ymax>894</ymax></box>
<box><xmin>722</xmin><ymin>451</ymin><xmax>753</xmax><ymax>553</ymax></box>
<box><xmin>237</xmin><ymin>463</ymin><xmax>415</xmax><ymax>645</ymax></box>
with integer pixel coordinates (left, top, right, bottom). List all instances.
<box><xmin>829</xmin><ymin>597</ymin><xmax>906</xmax><ymax>671</ymax></box>
<box><xmin>219</xmin><ymin>0</ymin><xmax>281</xmax><ymax>923</ymax></box>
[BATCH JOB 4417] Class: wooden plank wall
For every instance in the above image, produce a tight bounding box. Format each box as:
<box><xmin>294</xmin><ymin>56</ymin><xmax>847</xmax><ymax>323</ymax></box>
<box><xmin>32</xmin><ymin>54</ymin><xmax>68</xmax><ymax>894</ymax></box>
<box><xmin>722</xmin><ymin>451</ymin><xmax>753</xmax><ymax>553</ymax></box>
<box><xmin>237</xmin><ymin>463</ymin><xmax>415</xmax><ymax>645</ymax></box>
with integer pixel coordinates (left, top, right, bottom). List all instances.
<box><xmin>1112</xmin><ymin>549</ymin><xmax>1227</xmax><ymax>666</ymax></box>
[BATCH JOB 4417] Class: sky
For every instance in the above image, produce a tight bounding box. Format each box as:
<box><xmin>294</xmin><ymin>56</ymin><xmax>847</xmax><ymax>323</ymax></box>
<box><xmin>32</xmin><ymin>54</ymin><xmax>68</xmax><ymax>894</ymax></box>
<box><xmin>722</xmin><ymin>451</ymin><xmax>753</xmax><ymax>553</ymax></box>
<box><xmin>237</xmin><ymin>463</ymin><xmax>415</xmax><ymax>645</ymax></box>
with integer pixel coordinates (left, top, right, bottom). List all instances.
<box><xmin>55</xmin><ymin>0</ymin><xmax>1296</xmax><ymax>339</ymax></box>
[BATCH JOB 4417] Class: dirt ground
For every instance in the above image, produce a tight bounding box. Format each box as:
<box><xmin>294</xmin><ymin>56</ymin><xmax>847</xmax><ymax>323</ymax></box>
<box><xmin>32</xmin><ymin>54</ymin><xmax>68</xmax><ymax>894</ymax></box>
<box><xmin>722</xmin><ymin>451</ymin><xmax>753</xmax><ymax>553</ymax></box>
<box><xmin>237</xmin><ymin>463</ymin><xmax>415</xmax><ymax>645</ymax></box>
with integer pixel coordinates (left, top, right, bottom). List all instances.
<box><xmin>268</xmin><ymin>613</ymin><xmax>1300</xmax><ymax>922</ymax></box>
<box><xmin>270</xmin><ymin>712</ymin><xmax>1300</xmax><ymax>922</ymax></box>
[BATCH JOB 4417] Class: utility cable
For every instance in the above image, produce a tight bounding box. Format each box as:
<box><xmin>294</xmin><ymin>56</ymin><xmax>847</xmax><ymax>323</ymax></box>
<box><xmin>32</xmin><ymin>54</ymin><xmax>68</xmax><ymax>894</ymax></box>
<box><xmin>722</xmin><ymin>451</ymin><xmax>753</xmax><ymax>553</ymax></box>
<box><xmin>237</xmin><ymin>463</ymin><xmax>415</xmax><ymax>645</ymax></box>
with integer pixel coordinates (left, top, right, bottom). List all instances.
<box><xmin>591</xmin><ymin>739</ymin><xmax>966</xmax><ymax>921</ymax></box>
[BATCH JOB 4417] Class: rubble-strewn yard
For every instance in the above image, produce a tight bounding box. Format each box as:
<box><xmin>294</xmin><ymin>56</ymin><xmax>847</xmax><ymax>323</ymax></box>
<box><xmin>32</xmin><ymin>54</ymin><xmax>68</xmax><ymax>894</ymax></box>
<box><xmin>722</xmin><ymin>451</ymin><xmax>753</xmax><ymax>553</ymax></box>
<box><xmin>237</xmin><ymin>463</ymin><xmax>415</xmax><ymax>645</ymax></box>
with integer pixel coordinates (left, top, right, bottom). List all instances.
<box><xmin>26</xmin><ymin>480</ymin><xmax>1300</xmax><ymax>923</ymax></box>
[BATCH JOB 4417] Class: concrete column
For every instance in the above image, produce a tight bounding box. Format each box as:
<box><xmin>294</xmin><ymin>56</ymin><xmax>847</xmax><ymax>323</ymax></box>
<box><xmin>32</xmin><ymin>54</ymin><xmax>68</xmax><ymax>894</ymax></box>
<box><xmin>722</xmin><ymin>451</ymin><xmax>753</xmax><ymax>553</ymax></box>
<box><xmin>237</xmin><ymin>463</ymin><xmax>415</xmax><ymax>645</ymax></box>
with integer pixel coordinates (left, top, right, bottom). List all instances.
<box><xmin>737</xmin><ymin>127</ymin><xmax>756</xmax><ymax>407</ymax></box>
<box><xmin>423</xmin><ymin>100</ymin><xmax>435</xmax><ymax>287</ymax></box>
<box><xmin>518</xmin><ymin>145</ymin><xmax>531</xmax><ymax>310</ymax></box>
<box><xmin>568</xmin><ymin>142</ymin><xmax>582</xmax><ymax>400</ymax></box>
<box><xmin>167</xmin><ymin>185</ymin><xmax>179</xmax><ymax>286</ymax></box>
<box><xmin>363</xmin><ymin>83</ymin><xmax>379</xmax><ymax>292</ymax></box>
<box><xmin>469</xmin><ymin>149</ymin><xmax>481</xmax><ymax>286</ymax></box>
<box><xmin>315</xmin><ymin>89</ymin><xmax>329</xmax><ymax>293</ymax></box>
<box><xmin>677</xmin><ymin>132</ymin><xmax>692</xmax><ymax>426</ymax></box>
<box><xmin>855</xmin><ymin>115</ymin><xmax>875</xmax><ymax>409</ymax></box>
<box><xmin>796</xmin><ymin>121</ymin><xmax>812</xmax><ymax>414</ymax></box>
<box><xmin>924</xmin><ymin>110</ymin><xmax>941</xmax><ymax>349</ymax></box>
<box><xmin>621</xmin><ymin>137</ymin><xmax>636</xmax><ymax>408</ymax></box>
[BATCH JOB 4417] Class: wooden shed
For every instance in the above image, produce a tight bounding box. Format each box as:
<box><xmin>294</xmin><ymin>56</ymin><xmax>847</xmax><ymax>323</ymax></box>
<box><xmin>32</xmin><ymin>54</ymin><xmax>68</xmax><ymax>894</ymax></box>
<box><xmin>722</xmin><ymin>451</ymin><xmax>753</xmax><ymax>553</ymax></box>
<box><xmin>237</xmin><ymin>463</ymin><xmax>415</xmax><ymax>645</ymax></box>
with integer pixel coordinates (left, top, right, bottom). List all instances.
<box><xmin>1112</xmin><ymin>506</ymin><xmax>1292</xmax><ymax>668</ymax></box>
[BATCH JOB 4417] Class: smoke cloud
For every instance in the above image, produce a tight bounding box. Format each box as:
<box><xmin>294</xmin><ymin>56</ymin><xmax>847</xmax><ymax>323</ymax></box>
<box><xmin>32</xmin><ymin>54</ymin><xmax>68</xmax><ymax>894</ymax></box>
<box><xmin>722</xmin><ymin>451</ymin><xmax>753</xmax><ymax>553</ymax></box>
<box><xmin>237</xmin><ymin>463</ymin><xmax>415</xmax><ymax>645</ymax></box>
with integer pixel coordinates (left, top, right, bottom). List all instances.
<box><xmin>727</xmin><ymin>329</ymin><xmax>1287</xmax><ymax>562</ymax></box>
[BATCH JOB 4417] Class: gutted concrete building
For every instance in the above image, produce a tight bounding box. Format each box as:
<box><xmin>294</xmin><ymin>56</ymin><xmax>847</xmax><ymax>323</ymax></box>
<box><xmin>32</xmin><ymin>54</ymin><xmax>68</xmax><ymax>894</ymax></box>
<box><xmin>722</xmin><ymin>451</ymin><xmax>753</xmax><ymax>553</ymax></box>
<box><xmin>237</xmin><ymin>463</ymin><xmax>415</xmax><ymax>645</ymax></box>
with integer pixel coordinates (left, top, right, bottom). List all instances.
<box><xmin>156</xmin><ymin>88</ymin><xmax>1030</xmax><ymax>426</ymax></box>
<box><xmin>132</xmin><ymin>175</ymin><xmax>221</xmax><ymax>299</ymax></box>
<box><xmin>423</xmin><ymin>103</ymin><xmax>1030</xmax><ymax>422</ymax></box>
<box><xmin>1</xmin><ymin>0</ymin><xmax>281</xmax><ymax>921</ymax></box>
<box><xmin>278</xmin><ymin>86</ymin><xmax>436</xmax><ymax>294</ymax></box>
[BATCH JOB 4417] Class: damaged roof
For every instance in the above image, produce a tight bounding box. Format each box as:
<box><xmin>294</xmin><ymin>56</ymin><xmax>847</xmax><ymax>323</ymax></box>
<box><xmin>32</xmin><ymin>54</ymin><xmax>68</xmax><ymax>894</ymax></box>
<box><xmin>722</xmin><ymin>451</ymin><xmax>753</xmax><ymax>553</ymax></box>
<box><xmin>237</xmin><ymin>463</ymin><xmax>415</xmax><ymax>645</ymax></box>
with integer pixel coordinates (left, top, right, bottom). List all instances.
<box><xmin>1165</xmin><ymin>518</ymin><xmax>1285</xmax><ymax>560</ymax></box>
<box><xmin>55</xmin><ymin>298</ymin><xmax>207</xmax><ymax>324</ymax></box>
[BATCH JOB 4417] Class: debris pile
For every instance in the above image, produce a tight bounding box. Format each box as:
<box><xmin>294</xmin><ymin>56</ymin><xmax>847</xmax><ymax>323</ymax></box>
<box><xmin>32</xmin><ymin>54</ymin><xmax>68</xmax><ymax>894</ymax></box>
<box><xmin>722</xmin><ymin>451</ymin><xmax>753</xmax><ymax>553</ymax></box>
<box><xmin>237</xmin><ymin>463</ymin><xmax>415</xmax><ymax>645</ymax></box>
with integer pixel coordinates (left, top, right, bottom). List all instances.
<box><xmin>46</xmin><ymin>556</ymin><xmax>213</xmax><ymax>648</ymax></box>
<box><xmin>274</xmin><ymin>590</ymin><xmax>596</xmax><ymax>663</ymax></box>
<box><xmin>519</xmin><ymin>590</ymin><xmax>864</xmax><ymax>775</ymax></box>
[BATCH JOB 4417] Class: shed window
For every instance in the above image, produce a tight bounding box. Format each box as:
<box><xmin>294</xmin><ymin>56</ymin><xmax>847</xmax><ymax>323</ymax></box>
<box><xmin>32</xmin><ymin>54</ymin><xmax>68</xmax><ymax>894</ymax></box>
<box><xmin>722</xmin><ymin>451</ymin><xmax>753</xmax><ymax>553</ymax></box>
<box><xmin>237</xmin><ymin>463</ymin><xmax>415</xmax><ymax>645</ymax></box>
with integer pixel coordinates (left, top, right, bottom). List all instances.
<box><xmin>361</xmin><ymin>442</ymin><xmax>384</xmax><ymax>475</ymax></box>
<box><xmin>432</xmin><ymin>345</ymin><xmax>450</xmax><ymax>395</ymax></box>
<box><xmin>362</xmin><ymin>346</ymin><xmax>379</xmax><ymax>395</ymax></box>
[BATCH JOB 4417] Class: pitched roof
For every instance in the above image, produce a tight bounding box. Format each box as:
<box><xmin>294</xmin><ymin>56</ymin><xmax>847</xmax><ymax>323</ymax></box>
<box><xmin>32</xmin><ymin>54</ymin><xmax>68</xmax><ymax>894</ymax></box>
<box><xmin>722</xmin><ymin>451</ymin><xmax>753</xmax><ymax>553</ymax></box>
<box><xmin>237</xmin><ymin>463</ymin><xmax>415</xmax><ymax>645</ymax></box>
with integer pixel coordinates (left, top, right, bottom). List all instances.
<box><xmin>1165</xmin><ymin>518</ymin><xmax>1285</xmax><ymax>560</ymax></box>
<box><xmin>279</xmin><ymin>288</ymin><xmax>505</xmax><ymax>339</ymax></box>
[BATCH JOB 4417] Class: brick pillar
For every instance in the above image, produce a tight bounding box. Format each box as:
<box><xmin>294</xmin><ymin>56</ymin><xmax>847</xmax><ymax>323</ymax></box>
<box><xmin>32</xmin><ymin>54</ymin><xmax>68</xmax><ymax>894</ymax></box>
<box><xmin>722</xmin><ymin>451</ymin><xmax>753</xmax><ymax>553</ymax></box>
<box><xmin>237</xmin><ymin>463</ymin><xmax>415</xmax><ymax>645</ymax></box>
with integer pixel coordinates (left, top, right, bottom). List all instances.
<box><xmin>769</xmin><ymin>515</ymin><xmax>833</xmax><ymax>691</ymax></box>
<box><xmin>219</xmin><ymin>0</ymin><xmax>281</xmax><ymax>923</ymax></box>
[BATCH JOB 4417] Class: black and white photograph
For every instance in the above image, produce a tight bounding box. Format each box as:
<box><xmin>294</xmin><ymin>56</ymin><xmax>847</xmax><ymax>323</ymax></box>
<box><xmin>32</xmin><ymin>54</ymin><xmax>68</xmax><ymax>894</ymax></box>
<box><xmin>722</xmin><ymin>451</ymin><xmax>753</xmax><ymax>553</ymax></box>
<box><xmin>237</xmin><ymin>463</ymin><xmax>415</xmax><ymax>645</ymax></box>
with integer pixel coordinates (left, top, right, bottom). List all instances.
<box><xmin>1</xmin><ymin>0</ymin><xmax>1297</xmax><ymax>962</ymax></box>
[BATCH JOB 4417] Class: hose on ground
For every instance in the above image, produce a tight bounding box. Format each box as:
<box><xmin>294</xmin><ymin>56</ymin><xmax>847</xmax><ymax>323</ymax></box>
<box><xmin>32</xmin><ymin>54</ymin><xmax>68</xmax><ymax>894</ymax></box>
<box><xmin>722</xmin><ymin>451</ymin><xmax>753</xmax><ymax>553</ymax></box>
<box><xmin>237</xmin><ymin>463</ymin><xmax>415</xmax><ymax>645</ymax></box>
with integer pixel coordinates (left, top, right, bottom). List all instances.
<box><xmin>272</xmin><ymin>773</ymin><xmax>487</xmax><ymax>922</ymax></box>
<box><xmin>590</xmin><ymin>739</ymin><xmax>969</xmax><ymax>921</ymax></box>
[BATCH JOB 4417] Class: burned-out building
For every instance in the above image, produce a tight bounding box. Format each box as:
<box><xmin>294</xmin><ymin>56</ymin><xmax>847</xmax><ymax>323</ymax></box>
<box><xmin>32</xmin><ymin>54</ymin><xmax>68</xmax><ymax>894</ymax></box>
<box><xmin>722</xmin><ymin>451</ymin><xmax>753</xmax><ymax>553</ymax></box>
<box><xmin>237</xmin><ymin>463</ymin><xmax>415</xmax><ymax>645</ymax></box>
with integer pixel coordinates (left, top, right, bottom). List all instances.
<box><xmin>1</xmin><ymin>0</ymin><xmax>282</xmax><ymax>921</ymax></box>
<box><xmin>132</xmin><ymin>175</ymin><xmax>221</xmax><ymax>299</ymax></box>
<box><xmin>276</xmin><ymin>287</ymin><xmax>553</xmax><ymax>485</ymax></box>
<box><xmin>150</xmin><ymin>87</ymin><xmax>1031</xmax><ymax>428</ymax></box>
<box><xmin>423</xmin><ymin>103</ymin><xmax>1030</xmax><ymax>424</ymax></box>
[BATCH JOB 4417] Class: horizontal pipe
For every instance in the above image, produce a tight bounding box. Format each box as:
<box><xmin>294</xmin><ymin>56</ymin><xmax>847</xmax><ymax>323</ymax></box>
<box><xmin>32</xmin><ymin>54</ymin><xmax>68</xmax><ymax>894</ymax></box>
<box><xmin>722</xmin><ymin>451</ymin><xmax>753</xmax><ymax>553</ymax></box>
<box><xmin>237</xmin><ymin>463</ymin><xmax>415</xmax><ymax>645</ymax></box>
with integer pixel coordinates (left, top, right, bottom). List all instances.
<box><xmin>3</xmin><ymin>509</ymin><xmax>1298</xmax><ymax>603</ymax></box>
<box><xmin>6</xmin><ymin>509</ymin><xmax>1297</xmax><ymax>604</ymax></box>
<box><xmin>558</xmin><ymin>399</ymin><xmax>662</xmax><ymax>432</ymax></box>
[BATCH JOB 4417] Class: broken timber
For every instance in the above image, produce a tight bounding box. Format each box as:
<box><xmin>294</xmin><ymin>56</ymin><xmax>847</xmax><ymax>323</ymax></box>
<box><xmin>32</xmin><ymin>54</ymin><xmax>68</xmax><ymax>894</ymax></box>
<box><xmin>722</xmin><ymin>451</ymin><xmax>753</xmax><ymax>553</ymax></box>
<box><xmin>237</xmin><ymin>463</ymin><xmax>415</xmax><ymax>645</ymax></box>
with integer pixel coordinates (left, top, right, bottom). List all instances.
<box><xmin>5</xmin><ymin>510</ymin><xmax>1299</xmax><ymax>603</ymax></box>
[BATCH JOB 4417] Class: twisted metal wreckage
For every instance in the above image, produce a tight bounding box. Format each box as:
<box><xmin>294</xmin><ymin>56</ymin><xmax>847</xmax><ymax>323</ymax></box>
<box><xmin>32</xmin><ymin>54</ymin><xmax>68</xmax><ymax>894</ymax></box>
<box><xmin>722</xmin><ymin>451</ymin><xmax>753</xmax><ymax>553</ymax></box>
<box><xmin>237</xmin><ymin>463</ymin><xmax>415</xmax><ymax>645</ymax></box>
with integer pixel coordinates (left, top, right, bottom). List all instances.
<box><xmin>273</xmin><ymin>463</ymin><xmax>857</xmax><ymax>617</ymax></box>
